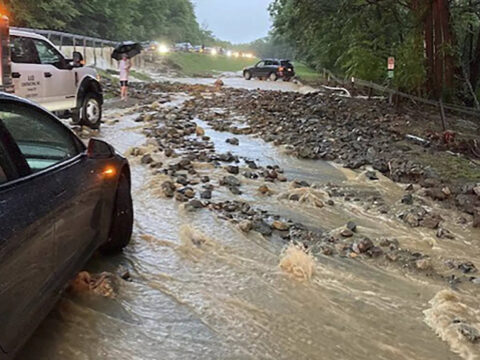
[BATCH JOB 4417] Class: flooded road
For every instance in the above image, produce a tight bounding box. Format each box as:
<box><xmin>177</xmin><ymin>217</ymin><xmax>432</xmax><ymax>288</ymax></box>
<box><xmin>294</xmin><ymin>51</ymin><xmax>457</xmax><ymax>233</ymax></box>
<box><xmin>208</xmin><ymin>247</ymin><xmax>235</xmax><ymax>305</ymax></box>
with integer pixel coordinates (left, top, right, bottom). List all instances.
<box><xmin>18</xmin><ymin>82</ymin><xmax>480</xmax><ymax>360</ymax></box>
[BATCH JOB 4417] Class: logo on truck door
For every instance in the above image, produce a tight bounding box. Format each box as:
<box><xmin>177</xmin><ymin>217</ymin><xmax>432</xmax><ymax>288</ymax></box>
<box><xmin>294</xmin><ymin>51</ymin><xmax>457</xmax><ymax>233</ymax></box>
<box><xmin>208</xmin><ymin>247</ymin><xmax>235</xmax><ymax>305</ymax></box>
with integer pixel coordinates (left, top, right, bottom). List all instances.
<box><xmin>21</xmin><ymin>75</ymin><xmax>40</xmax><ymax>98</ymax></box>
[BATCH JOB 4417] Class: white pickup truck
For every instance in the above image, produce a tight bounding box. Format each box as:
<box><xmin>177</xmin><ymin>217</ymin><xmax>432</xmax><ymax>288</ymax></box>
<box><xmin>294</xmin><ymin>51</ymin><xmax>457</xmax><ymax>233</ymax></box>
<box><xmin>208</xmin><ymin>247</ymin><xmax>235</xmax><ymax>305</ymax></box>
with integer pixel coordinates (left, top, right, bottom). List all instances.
<box><xmin>0</xmin><ymin>16</ymin><xmax>103</xmax><ymax>128</ymax></box>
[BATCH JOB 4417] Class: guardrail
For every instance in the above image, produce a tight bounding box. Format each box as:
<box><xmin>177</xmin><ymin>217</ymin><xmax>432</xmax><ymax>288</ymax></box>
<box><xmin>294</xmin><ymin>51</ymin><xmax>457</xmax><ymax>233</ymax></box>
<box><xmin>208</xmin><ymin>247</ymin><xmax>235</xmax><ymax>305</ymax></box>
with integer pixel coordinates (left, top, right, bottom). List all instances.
<box><xmin>322</xmin><ymin>68</ymin><xmax>480</xmax><ymax>119</ymax></box>
<box><xmin>11</xmin><ymin>27</ymin><xmax>146</xmax><ymax>70</ymax></box>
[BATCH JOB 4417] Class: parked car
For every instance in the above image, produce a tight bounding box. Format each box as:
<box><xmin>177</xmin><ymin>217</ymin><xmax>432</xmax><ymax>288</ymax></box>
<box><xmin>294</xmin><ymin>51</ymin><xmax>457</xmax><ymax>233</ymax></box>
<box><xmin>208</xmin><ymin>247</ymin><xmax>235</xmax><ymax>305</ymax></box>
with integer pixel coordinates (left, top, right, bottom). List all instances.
<box><xmin>174</xmin><ymin>42</ymin><xmax>193</xmax><ymax>52</ymax></box>
<box><xmin>0</xmin><ymin>16</ymin><xmax>103</xmax><ymax>129</ymax></box>
<box><xmin>243</xmin><ymin>59</ymin><xmax>295</xmax><ymax>81</ymax></box>
<box><xmin>0</xmin><ymin>92</ymin><xmax>133</xmax><ymax>359</ymax></box>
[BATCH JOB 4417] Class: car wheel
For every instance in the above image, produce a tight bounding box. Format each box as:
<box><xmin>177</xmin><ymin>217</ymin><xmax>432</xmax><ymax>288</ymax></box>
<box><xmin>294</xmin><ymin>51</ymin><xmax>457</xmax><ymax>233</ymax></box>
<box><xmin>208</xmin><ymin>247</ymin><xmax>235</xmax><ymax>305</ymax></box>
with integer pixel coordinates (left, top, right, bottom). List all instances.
<box><xmin>269</xmin><ymin>72</ymin><xmax>278</xmax><ymax>81</ymax></box>
<box><xmin>80</xmin><ymin>93</ymin><xmax>102</xmax><ymax>129</ymax></box>
<box><xmin>244</xmin><ymin>71</ymin><xmax>252</xmax><ymax>80</ymax></box>
<box><xmin>100</xmin><ymin>172</ymin><xmax>133</xmax><ymax>254</ymax></box>
<box><xmin>283</xmin><ymin>77</ymin><xmax>291</xmax><ymax>82</ymax></box>
<box><xmin>71</xmin><ymin>109</ymin><xmax>81</xmax><ymax>125</ymax></box>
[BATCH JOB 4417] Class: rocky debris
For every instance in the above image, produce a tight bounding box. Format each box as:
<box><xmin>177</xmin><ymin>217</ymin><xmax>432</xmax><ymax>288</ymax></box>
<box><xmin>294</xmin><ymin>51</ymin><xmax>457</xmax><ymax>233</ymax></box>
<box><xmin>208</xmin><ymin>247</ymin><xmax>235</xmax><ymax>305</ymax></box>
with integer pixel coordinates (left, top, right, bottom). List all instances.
<box><xmin>238</xmin><ymin>220</ymin><xmax>253</xmax><ymax>233</ymax></box>
<box><xmin>272</xmin><ymin>221</ymin><xmax>290</xmax><ymax>231</ymax></box>
<box><xmin>252</xmin><ymin>219</ymin><xmax>272</xmax><ymax>236</ymax></box>
<box><xmin>340</xmin><ymin>229</ymin><xmax>354</xmax><ymax>238</ymax></box>
<box><xmin>226</xmin><ymin>165</ymin><xmax>239</xmax><ymax>175</ymax></box>
<box><xmin>258</xmin><ymin>185</ymin><xmax>271</xmax><ymax>195</ymax></box>
<box><xmin>415</xmin><ymin>258</ymin><xmax>432</xmax><ymax>270</ymax></box>
<box><xmin>185</xmin><ymin>199</ymin><xmax>205</xmax><ymax>211</ymax></box>
<box><xmin>226</xmin><ymin>137</ymin><xmax>239</xmax><ymax>146</ymax></box>
<box><xmin>455</xmin><ymin>322</ymin><xmax>480</xmax><ymax>343</ymax></box>
<box><xmin>161</xmin><ymin>180</ymin><xmax>176</xmax><ymax>198</ymax></box>
<box><xmin>346</xmin><ymin>221</ymin><xmax>357</xmax><ymax>232</ymax></box>
<box><xmin>201</xmin><ymin>189</ymin><xmax>212</xmax><ymax>199</ymax></box>
<box><xmin>473</xmin><ymin>211</ymin><xmax>480</xmax><ymax>228</ymax></box>
<box><xmin>220</xmin><ymin>175</ymin><xmax>241</xmax><ymax>187</ymax></box>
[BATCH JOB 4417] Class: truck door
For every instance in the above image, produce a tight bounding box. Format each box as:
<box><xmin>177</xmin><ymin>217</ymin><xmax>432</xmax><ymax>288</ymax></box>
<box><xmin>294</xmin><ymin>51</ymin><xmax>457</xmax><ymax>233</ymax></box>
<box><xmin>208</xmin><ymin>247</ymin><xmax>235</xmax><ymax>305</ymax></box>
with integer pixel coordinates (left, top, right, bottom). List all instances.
<box><xmin>31</xmin><ymin>38</ymin><xmax>76</xmax><ymax>112</ymax></box>
<box><xmin>9</xmin><ymin>36</ymin><xmax>45</xmax><ymax>103</ymax></box>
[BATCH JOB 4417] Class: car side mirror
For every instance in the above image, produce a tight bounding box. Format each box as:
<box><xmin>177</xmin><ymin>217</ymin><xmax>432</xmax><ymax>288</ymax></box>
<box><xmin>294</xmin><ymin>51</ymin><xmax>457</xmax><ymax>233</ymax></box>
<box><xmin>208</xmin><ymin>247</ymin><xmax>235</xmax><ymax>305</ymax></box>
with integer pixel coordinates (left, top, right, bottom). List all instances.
<box><xmin>73</xmin><ymin>51</ymin><xmax>84</xmax><ymax>67</ymax></box>
<box><xmin>87</xmin><ymin>138</ymin><xmax>115</xmax><ymax>159</ymax></box>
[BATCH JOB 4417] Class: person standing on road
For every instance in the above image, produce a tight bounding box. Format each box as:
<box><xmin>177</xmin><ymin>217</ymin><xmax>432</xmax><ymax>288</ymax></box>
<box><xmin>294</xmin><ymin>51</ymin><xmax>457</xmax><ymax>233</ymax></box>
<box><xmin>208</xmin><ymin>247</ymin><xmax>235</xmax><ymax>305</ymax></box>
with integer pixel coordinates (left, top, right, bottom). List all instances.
<box><xmin>119</xmin><ymin>53</ymin><xmax>131</xmax><ymax>101</ymax></box>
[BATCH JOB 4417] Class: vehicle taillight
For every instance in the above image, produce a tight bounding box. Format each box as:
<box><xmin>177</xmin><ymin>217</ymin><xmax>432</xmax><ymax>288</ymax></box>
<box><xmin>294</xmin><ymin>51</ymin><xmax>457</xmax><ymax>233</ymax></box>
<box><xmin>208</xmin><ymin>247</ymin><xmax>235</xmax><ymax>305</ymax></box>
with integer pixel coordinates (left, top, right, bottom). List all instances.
<box><xmin>102</xmin><ymin>165</ymin><xmax>117</xmax><ymax>178</ymax></box>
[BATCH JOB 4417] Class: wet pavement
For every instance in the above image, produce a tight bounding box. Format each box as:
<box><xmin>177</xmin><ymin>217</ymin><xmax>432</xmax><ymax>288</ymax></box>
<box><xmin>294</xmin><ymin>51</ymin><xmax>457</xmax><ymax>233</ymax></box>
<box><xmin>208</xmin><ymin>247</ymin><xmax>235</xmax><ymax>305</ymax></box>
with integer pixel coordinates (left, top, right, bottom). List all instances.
<box><xmin>17</xmin><ymin>78</ymin><xmax>480</xmax><ymax>360</ymax></box>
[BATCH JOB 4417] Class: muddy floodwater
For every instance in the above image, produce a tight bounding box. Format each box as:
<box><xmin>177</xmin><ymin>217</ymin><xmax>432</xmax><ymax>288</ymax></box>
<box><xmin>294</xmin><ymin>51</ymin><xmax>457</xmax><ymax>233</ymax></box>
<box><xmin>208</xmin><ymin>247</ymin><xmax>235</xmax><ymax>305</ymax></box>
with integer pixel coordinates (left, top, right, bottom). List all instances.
<box><xmin>18</xmin><ymin>83</ymin><xmax>480</xmax><ymax>360</ymax></box>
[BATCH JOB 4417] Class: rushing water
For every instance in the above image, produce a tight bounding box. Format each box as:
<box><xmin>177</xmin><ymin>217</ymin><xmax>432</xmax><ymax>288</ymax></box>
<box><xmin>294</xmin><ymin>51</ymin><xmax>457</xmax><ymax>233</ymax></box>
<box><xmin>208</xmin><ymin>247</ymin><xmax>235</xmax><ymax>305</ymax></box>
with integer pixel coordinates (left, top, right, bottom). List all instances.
<box><xmin>18</xmin><ymin>91</ymin><xmax>480</xmax><ymax>360</ymax></box>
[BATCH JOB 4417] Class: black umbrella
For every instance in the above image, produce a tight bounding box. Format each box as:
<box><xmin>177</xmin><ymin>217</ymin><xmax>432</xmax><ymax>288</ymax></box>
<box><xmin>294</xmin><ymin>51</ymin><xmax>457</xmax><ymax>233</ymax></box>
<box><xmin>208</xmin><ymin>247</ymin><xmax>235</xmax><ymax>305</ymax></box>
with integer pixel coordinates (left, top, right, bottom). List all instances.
<box><xmin>111</xmin><ymin>41</ymin><xmax>143</xmax><ymax>60</ymax></box>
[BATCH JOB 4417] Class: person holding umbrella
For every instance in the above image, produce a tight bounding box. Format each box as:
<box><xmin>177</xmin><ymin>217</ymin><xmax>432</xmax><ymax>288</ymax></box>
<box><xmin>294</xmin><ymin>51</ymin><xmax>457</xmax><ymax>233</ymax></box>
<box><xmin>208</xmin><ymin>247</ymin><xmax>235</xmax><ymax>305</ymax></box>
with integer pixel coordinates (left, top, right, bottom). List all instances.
<box><xmin>112</xmin><ymin>42</ymin><xmax>142</xmax><ymax>101</ymax></box>
<box><xmin>119</xmin><ymin>53</ymin><xmax>131</xmax><ymax>101</ymax></box>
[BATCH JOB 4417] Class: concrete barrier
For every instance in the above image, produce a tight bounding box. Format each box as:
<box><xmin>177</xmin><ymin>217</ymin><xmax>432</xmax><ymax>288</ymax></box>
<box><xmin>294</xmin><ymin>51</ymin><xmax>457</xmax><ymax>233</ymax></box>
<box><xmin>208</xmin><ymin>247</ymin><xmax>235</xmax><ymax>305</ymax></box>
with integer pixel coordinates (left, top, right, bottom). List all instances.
<box><xmin>61</xmin><ymin>46</ymin><xmax>146</xmax><ymax>71</ymax></box>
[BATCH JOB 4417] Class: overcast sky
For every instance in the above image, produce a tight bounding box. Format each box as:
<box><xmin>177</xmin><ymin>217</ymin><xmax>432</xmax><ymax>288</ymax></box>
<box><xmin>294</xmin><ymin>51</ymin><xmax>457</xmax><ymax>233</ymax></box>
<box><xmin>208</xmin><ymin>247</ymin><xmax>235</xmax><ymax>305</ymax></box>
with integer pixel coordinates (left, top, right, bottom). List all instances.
<box><xmin>191</xmin><ymin>0</ymin><xmax>273</xmax><ymax>44</ymax></box>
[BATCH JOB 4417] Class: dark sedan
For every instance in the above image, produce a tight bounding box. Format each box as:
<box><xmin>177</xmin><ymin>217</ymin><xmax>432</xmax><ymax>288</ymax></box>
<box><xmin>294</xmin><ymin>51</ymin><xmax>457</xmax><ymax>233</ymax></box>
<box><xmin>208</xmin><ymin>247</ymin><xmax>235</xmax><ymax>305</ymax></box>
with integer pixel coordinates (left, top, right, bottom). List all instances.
<box><xmin>243</xmin><ymin>59</ymin><xmax>295</xmax><ymax>81</ymax></box>
<box><xmin>0</xmin><ymin>93</ymin><xmax>133</xmax><ymax>359</ymax></box>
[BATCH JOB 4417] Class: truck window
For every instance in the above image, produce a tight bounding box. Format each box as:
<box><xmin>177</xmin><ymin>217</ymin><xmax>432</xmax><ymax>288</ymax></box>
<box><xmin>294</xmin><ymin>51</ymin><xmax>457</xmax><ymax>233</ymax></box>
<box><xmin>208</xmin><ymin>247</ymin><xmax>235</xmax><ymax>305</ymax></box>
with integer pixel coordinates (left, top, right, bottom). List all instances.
<box><xmin>10</xmin><ymin>36</ymin><xmax>39</xmax><ymax>64</ymax></box>
<box><xmin>31</xmin><ymin>39</ymin><xmax>63</xmax><ymax>65</ymax></box>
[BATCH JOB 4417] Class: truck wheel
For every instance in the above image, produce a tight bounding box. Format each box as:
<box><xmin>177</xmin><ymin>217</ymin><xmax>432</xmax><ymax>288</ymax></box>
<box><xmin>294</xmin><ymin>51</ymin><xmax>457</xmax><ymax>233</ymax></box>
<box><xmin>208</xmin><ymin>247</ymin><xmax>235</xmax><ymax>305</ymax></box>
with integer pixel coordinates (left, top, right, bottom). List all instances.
<box><xmin>269</xmin><ymin>73</ymin><xmax>278</xmax><ymax>81</ymax></box>
<box><xmin>100</xmin><ymin>172</ymin><xmax>133</xmax><ymax>254</ymax></box>
<box><xmin>244</xmin><ymin>71</ymin><xmax>252</xmax><ymax>80</ymax></box>
<box><xmin>80</xmin><ymin>93</ymin><xmax>102</xmax><ymax>129</ymax></box>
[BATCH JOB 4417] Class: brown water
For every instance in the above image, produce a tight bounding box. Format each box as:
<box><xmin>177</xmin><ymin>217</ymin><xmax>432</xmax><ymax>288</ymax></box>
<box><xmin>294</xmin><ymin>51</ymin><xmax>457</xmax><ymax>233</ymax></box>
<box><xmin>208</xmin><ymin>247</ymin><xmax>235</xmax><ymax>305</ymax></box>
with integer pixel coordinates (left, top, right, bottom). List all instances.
<box><xmin>18</xmin><ymin>91</ymin><xmax>480</xmax><ymax>360</ymax></box>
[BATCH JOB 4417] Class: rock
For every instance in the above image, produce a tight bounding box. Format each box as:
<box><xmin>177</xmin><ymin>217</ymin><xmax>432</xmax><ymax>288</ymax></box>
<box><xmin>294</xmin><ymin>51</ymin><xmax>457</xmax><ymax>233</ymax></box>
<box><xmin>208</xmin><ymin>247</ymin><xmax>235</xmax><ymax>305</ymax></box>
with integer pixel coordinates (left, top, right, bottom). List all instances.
<box><xmin>258</xmin><ymin>185</ymin><xmax>271</xmax><ymax>195</ymax></box>
<box><xmin>252</xmin><ymin>219</ymin><xmax>272</xmax><ymax>236</ymax></box>
<box><xmin>420</xmin><ymin>214</ymin><xmax>441</xmax><ymax>229</ymax></box>
<box><xmin>277</xmin><ymin>174</ymin><xmax>288</xmax><ymax>182</ymax></box>
<box><xmin>346</xmin><ymin>221</ymin><xmax>357</xmax><ymax>232</ymax></box>
<box><xmin>340</xmin><ymin>229</ymin><xmax>354</xmax><ymax>238</ymax></box>
<box><xmin>229</xmin><ymin>186</ymin><xmax>242</xmax><ymax>195</ymax></box>
<box><xmin>200</xmin><ymin>190</ymin><xmax>212</xmax><ymax>199</ymax></box>
<box><xmin>416</xmin><ymin>258</ymin><xmax>432</xmax><ymax>270</ymax></box>
<box><xmin>214</xmin><ymin>78</ymin><xmax>224</xmax><ymax>87</ymax></box>
<box><xmin>187</xmin><ymin>199</ymin><xmax>204</xmax><ymax>210</ymax></box>
<box><xmin>442</xmin><ymin>187</ymin><xmax>452</xmax><ymax>196</ymax></box>
<box><xmin>184</xmin><ymin>188</ymin><xmax>195</xmax><ymax>199</ymax></box>
<box><xmin>226</xmin><ymin>165</ymin><xmax>239</xmax><ymax>175</ymax></box>
<box><xmin>196</xmin><ymin>126</ymin><xmax>205</xmax><ymax>137</ymax></box>
<box><xmin>245</xmin><ymin>160</ymin><xmax>258</xmax><ymax>169</ymax></box>
<box><xmin>352</xmin><ymin>238</ymin><xmax>374</xmax><ymax>254</ymax></box>
<box><xmin>436</xmin><ymin>228</ymin><xmax>455</xmax><ymax>239</ymax></box>
<box><xmin>426</xmin><ymin>188</ymin><xmax>447</xmax><ymax>201</ymax></box>
<box><xmin>272</xmin><ymin>221</ymin><xmax>290</xmax><ymax>231</ymax></box>
<box><xmin>365</xmin><ymin>171</ymin><xmax>379</xmax><ymax>181</ymax></box>
<box><xmin>473</xmin><ymin>185</ymin><xmax>480</xmax><ymax>197</ymax></box>
<box><xmin>161</xmin><ymin>180</ymin><xmax>176</xmax><ymax>198</ymax></box>
<box><xmin>141</xmin><ymin>154</ymin><xmax>153</xmax><ymax>165</ymax></box>
<box><xmin>226</xmin><ymin>138</ymin><xmax>239</xmax><ymax>146</ymax></box>
<box><xmin>238</xmin><ymin>220</ymin><xmax>253</xmax><ymax>233</ymax></box>
<box><xmin>458</xmin><ymin>324</ymin><xmax>480</xmax><ymax>343</ymax></box>
<box><xmin>458</xmin><ymin>262</ymin><xmax>477</xmax><ymax>274</ymax></box>
<box><xmin>327</xmin><ymin>200</ymin><xmax>335</xmax><ymax>206</ymax></box>
<box><xmin>401</xmin><ymin>194</ymin><xmax>413</xmax><ymax>205</ymax></box>
<box><xmin>220</xmin><ymin>175</ymin><xmax>241</xmax><ymax>187</ymax></box>
<box><xmin>473</xmin><ymin>211</ymin><xmax>480</xmax><ymax>228</ymax></box>
<box><xmin>201</xmin><ymin>176</ymin><xmax>210</xmax><ymax>183</ymax></box>
<box><xmin>175</xmin><ymin>192</ymin><xmax>188</xmax><ymax>202</ymax></box>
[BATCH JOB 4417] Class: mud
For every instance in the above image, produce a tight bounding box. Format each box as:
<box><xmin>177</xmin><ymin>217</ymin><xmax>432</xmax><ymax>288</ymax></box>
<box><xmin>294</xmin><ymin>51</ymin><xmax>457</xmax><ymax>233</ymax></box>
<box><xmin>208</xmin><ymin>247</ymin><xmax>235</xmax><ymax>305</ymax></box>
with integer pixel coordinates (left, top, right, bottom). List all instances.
<box><xmin>17</xmin><ymin>77</ymin><xmax>480</xmax><ymax>360</ymax></box>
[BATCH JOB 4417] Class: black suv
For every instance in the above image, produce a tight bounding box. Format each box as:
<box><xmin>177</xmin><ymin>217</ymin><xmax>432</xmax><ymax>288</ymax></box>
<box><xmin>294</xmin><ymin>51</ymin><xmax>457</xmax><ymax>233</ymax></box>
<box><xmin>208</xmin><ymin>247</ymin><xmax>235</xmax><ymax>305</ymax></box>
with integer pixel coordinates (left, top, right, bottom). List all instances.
<box><xmin>243</xmin><ymin>59</ymin><xmax>295</xmax><ymax>81</ymax></box>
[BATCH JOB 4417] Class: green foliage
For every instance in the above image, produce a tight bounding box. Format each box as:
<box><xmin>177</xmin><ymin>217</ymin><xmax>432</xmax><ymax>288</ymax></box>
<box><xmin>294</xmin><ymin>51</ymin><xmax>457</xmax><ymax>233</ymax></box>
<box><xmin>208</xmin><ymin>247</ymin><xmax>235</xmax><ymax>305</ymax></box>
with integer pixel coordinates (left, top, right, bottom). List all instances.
<box><xmin>393</xmin><ymin>33</ymin><xmax>426</xmax><ymax>93</ymax></box>
<box><xmin>2</xmin><ymin>0</ymin><xmax>207</xmax><ymax>43</ymax></box>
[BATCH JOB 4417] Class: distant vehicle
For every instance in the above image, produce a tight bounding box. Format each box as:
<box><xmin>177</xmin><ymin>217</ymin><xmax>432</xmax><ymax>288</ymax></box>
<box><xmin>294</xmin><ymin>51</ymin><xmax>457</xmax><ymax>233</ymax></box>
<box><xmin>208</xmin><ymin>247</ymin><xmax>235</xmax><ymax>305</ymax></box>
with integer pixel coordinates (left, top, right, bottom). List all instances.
<box><xmin>174</xmin><ymin>42</ymin><xmax>193</xmax><ymax>52</ymax></box>
<box><xmin>0</xmin><ymin>92</ymin><xmax>133</xmax><ymax>359</ymax></box>
<box><xmin>142</xmin><ymin>41</ymin><xmax>159</xmax><ymax>52</ymax></box>
<box><xmin>193</xmin><ymin>45</ymin><xmax>203</xmax><ymax>53</ymax></box>
<box><xmin>0</xmin><ymin>17</ymin><xmax>103</xmax><ymax>129</ymax></box>
<box><xmin>243</xmin><ymin>59</ymin><xmax>295</xmax><ymax>81</ymax></box>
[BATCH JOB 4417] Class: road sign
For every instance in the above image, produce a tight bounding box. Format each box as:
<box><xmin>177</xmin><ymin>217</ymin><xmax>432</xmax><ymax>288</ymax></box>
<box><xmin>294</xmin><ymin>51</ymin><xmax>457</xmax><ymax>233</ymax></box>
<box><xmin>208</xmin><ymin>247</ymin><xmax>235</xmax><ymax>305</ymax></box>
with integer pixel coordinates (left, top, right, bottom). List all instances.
<box><xmin>388</xmin><ymin>57</ymin><xmax>395</xmax><ymax>70</ymax></box>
